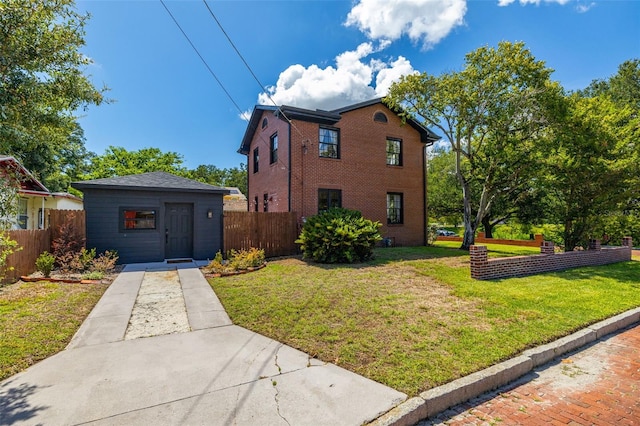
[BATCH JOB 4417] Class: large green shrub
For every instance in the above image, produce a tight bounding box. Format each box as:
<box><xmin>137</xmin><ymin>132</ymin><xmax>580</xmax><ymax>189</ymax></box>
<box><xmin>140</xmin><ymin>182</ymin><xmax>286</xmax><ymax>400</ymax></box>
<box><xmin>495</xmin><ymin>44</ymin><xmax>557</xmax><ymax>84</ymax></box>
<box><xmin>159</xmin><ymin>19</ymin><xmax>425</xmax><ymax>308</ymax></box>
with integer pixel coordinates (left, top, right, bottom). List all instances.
<box><xmin>296</xmin><ymin>208</ymin><xmax>382</xmax><ymax>263</ymax></box>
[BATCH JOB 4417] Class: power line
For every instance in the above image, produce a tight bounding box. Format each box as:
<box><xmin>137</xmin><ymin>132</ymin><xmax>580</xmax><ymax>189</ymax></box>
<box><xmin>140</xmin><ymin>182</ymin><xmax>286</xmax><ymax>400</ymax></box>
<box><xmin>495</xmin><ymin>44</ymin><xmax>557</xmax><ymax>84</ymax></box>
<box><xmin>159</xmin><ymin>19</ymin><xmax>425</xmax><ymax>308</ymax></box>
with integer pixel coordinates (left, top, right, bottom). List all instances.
<box><xmin>159</xmin><ymin>0</ymin><xmax>248</xmax><ymax>119</ymax></box>
<box><xmin>200</xmin><ymin>0</ymin><xmax>302</xmax><ymax>132</ymax></box>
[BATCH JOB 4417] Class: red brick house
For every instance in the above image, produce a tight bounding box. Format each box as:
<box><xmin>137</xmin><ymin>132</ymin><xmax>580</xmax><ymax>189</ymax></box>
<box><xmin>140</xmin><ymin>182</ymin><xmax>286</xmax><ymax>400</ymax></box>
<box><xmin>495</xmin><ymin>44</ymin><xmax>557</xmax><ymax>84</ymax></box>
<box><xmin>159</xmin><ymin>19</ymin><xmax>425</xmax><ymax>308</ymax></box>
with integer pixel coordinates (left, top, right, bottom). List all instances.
<box><xmin>238</xmin><ymin>98</ymin><xmax>440</xmax><ymax>246</ymax></box>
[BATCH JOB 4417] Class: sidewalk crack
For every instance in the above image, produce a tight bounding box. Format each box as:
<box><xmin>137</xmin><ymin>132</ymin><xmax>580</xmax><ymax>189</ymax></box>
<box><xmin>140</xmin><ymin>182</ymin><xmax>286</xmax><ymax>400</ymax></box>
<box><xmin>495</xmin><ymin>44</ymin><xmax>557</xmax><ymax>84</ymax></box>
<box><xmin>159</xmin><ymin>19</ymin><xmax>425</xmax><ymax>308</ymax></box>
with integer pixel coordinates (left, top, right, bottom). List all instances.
<box><xmin>271</xmin><ymin>378</ymin><xmax>291</xmax><ymax>426</ymax></box>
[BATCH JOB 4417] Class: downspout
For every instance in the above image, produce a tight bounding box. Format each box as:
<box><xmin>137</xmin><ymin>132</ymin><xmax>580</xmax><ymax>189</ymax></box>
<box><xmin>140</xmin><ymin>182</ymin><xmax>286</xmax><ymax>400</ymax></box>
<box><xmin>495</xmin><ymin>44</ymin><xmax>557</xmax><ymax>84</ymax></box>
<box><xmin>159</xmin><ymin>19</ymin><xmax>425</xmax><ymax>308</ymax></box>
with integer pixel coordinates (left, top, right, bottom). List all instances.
<box><xmin>423</xmin><ymin>144</ymin><xmax>428</xmax><ymax>246</ymax></box>
<box><xmin>41</xmin><ymin>196</ymin><xmax>45</xmax><ymax>229</ymax></box>
<box><xmin>288</xmin><ymin>120</ymin><xmax>292</xmax><ymax>212</ymax></box>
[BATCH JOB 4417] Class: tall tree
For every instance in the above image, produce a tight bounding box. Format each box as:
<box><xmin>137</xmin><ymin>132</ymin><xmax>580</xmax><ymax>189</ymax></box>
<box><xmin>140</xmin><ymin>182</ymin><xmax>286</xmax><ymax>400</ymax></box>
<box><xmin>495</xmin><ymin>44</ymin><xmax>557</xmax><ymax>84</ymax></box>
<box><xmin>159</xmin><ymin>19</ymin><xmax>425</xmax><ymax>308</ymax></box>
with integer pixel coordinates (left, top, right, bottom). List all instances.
<box><xmin>387</xmin><ymin>41</ymin><xmax>560</xmax><ymax>249</ymax></box>
<box><xmin>83</xmin><ymin>146</ymin><xmax>188</xmax><ymax>180</ymax></box>
<box><xmin>544</xmin><ymin>93</ymin><xmax>633</xmax><ymax>250</ymax></box>
<box><xmin>0</xmin><ymin>0</ymin><xmax>105</xmax><ymax>190</ymax></box>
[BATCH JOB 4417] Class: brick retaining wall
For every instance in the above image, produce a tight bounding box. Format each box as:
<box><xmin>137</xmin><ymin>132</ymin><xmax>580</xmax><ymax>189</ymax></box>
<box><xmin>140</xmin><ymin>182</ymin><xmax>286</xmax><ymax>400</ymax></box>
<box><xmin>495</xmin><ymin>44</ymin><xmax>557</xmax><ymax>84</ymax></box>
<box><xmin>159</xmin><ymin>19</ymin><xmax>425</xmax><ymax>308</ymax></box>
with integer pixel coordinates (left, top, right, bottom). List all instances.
<box><xmin>470</xmin><ymin>237</ymin><xmax>633</xmax><ymax>280</ymax></box>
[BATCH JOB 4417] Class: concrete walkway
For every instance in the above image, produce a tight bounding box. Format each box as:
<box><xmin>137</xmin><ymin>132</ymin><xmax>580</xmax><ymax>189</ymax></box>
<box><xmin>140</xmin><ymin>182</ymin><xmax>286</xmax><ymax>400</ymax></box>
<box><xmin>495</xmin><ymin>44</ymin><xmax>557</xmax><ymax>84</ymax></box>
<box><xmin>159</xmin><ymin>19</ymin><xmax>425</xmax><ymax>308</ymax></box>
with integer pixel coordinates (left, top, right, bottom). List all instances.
<box><xmin>0</xmin><ymin>262</ymin><xmax>405</xmax><ymax>425</ymax></box>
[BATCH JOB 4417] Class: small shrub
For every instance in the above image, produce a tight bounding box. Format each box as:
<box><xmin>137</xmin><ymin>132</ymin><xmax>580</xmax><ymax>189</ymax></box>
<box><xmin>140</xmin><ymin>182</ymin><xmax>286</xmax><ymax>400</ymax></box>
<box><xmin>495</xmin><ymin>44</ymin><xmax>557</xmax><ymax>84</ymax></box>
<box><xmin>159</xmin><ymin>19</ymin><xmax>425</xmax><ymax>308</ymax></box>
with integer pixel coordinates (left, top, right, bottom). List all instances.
<box><xmin>228</xmin><ymin>248</ymin><xmax>265</xmax><ymax>270</ymax></box>
<box><xmin>206</xmin><ymin>248</ymin><xmax>265</xmax><ymax>274</ymax></box>
<box><xmin>35</xmin><ymin>251</ymin><xmax>55</xmax><ymax>278</ymax></box>
<box><xmin>79</xmin><ymin>247</ymin><xmax>96</xmax><ymax>270</ymax></box>
<box><xmin>296</xmin><ymin>208</ymin><xmax>382</xmax><ymax>263</ymax></box>
<box><xmin>206</xmin><ymin>251</ymin><xmax>228</xmax><ymax>274</ymax></box>
<box><xmin>426</xmin><ymin>225</ymin><xmax>439</xmax><ymax>246</ymax></box>
<box><xmin>90</xmin><ymin>250</ymin><xmax>119</xmax><ymax>273</ymax></box>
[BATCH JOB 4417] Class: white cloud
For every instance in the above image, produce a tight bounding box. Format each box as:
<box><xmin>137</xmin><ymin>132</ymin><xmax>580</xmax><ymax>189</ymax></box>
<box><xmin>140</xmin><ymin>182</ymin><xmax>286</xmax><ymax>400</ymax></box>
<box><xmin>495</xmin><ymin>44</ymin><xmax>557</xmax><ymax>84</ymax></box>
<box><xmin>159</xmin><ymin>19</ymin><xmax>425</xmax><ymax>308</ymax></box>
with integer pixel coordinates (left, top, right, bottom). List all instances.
<box><xmin>345</xmin><ymin>0</ymin><xmax>467</xmax><ymax>49</ymax></box>
<box><xmin>254</xmin><ymin>42</ymin><xmax>415</xmax><ymax>111</ymax></box>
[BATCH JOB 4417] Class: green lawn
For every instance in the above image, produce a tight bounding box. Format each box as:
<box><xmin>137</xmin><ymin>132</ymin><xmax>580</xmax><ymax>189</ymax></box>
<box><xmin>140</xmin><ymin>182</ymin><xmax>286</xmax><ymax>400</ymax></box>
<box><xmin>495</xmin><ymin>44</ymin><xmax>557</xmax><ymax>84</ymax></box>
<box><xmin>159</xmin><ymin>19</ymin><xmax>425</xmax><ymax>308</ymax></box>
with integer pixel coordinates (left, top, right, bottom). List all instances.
<box><xmin>0</xmin><ymin>281</ymin><xmax>107</xmax><ymax>381</ymax></box>
<box><xmin>209</xmin><ymin>243</ymin><xmax>640</xmax><ymax>396</ymax></box>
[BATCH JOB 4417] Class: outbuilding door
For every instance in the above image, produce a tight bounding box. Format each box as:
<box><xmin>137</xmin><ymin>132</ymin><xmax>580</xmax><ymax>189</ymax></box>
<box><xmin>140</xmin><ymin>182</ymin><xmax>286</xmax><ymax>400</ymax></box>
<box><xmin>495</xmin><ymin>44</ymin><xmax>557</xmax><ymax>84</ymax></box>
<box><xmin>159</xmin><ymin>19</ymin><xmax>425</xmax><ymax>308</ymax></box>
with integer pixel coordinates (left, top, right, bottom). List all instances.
<box><xmin>165</xmin><ymin>203</ymin><xmax>193</xmax><ymax>259</ymax></box>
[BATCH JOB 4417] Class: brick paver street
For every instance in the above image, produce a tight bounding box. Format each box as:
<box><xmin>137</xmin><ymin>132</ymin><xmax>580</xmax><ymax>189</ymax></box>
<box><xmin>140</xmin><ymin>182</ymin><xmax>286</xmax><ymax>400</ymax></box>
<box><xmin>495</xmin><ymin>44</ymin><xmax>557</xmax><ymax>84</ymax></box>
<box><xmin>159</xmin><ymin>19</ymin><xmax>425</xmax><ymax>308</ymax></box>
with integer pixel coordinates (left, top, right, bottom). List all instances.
<box><xmin>420</xmin><ymin>324</ymin><xmax>640</xmax><ymax>425</ymax></box>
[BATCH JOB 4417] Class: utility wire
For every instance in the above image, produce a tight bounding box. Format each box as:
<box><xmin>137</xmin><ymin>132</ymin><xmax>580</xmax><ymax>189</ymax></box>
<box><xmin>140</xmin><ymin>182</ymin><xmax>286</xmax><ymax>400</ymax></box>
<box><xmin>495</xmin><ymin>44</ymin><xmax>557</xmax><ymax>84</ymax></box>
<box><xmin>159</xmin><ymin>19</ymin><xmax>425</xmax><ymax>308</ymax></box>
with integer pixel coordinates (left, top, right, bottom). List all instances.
<box><xmin>160</xmin><ymin>0</ymin><xmax>248</xmax><ymax>119</ymax></box>
<box><xmin>201</xmin><ymin>0</ymin><xmax>303</xmax><ymax>133</ymax></box>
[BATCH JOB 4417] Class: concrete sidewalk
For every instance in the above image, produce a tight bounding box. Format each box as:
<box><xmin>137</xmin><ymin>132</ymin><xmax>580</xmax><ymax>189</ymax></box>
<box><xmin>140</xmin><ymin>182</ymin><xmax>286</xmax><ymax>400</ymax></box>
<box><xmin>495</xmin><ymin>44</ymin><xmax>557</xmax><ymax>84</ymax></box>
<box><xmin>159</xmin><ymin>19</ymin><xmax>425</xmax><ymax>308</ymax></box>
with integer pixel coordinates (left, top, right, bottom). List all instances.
<box><xmin>0</xmin><ymin>262</ymin><xmax>405</xmax><ymax>425</ymax></box>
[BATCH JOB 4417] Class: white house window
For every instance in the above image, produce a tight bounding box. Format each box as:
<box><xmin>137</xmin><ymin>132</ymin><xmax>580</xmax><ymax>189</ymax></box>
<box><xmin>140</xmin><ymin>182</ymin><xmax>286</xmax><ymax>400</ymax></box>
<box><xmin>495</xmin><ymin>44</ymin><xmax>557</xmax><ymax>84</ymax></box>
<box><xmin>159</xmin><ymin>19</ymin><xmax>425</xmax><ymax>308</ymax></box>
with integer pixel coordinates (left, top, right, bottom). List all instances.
<box><xmin>17</xmin><ymin>198</ymin><xmax>28</xmax><ymax>229</ymax></box>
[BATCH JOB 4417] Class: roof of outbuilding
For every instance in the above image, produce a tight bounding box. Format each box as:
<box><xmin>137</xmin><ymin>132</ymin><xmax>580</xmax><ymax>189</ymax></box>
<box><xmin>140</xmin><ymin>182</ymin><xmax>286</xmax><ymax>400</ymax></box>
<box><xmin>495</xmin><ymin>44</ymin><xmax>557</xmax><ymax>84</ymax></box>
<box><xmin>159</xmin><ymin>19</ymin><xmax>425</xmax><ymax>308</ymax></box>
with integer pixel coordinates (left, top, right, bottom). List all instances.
<box><xmin>71</xmin><ymin>171</ymin><xmax>229</xmax><ymax>194</ymax></box>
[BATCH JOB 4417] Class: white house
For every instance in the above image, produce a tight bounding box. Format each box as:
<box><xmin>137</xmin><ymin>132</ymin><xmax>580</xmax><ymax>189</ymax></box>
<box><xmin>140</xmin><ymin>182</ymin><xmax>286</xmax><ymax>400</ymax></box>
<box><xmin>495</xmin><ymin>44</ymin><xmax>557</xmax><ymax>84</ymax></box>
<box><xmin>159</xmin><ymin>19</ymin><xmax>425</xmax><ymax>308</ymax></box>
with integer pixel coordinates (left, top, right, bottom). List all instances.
<box><xmin>0</xmin><ymin>155</ymin><xmax>83</xmax><ymax>230</ymax></box>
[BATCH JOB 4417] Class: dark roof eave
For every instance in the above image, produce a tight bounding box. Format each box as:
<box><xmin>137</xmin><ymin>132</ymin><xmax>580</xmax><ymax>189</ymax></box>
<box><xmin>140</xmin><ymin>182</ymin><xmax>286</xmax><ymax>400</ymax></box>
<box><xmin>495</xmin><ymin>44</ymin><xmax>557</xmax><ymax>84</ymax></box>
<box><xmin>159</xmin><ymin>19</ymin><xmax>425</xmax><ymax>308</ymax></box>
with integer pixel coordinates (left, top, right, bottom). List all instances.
<box><xmin>238</xmin><ymin>105</ymin><xmax>279</xmax><ymax>155</ymax></box>
<box><xmin>71</xmin><ymin>182</ymin><xmax>229</xmax><ymax>195</ymax></box>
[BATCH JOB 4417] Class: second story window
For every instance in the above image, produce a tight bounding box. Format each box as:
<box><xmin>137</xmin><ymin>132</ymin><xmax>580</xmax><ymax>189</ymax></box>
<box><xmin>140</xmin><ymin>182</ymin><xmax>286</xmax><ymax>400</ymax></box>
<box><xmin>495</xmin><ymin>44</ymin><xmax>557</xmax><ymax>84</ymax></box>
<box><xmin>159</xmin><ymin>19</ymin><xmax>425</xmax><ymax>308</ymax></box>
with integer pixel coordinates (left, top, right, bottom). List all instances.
<box><xmin>270</xmin><ymin>133</ymin><xmax>278</xmax><ymax>164</ymax></box>
<box><xmin>386</xmin><ymin>138</ymin><xmax>402</xmax><ymax>166</ymax></box>
<box><xmin>253</xmin><ymin>147</ymin><xmax>259</xmax><ymax>173</ymax></box>
<box><xmin>319</xmin><ymin>127</ymin><xmax>339</xmax><ymax>159</ymax></box>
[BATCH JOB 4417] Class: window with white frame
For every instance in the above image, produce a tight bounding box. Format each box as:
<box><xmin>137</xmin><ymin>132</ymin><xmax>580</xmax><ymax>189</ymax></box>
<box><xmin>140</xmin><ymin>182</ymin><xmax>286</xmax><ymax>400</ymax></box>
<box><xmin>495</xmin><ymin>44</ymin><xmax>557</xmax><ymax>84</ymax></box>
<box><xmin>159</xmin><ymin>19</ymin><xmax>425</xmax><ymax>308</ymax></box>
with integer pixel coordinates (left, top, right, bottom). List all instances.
<box><xmin>17</xmin><ymin>198</ymin><xmax>27</xmax><ymax>229</ymax></box>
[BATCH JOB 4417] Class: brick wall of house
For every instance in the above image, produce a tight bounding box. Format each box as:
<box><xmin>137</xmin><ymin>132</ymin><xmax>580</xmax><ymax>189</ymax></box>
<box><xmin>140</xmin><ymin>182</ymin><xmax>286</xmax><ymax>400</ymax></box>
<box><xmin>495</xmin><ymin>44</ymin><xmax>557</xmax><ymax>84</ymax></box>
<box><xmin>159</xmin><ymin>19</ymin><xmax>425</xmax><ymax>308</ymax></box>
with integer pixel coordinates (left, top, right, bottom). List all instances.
<box><xmin>247</xmin><ymin>110</ymin><xmax>291</xmax><ymax>213</ymax></box>
<box><xmin>246</xmin><ymin>102</ymin><xmax>430</xmax><ymax>246</ymax></box>
<box><xmin>293</xmin><ymin>104</ymin><xmax>427</xmax><ymax>246</ymax></box>
<box><xmin>470</xmin><ymin>238</ymin><xmax>633</xmax><ymax>280</ymax></box>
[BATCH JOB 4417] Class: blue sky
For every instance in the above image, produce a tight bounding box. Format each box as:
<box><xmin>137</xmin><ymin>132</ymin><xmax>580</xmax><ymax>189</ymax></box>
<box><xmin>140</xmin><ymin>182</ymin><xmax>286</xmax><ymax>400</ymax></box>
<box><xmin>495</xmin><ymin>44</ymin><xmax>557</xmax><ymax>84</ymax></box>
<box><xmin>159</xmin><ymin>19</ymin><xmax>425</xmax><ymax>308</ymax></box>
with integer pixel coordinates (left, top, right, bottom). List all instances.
<box><xmin>76</xmin><ymin>0</ymin><xmax>640</xmax><ymax>170</ymax></box>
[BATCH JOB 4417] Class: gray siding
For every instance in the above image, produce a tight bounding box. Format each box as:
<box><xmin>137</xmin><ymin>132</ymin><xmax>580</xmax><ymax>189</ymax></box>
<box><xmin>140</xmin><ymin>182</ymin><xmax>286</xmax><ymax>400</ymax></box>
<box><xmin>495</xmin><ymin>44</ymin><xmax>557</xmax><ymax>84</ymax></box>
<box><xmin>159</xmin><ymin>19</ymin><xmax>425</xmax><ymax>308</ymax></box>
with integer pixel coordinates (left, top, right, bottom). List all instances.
<box><xmin>82</xmin><ymin>188</ymin><xmax>223</xmax><ymax>264</ymax></box>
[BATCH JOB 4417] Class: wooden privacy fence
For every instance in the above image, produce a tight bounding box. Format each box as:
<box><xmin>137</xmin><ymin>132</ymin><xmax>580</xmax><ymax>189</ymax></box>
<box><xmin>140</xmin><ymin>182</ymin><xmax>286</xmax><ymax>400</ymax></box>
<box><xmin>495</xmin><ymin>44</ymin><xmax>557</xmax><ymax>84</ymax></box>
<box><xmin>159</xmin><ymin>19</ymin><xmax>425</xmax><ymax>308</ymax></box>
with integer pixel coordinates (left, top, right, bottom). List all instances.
<box><xmin>224</xmin><ymin>211</ymin><xmax>299</xmax><ymax>258</ymax></box>
<box><xmin>49</xmin><ymin>209</ymin><xmax>86</xmax><ymax>245</ymax></box>
<box><xmin>2</xmin><ymin>210</ymin><xmax>86</xmax><ymax>284</ymax></box>
<box><xmin>3</xmin><ymin>229</ymin><xmax>50</xmax><ymax>283</ymax></box>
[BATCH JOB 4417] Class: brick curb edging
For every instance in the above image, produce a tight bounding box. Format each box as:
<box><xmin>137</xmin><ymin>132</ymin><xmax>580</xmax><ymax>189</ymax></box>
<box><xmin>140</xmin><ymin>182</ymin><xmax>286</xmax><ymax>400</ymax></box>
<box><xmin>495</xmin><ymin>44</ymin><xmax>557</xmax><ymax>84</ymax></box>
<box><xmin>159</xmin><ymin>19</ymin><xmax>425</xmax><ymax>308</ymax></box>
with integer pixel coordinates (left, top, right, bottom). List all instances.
<box><xmin>368</xmin><ymin>307</ymin><xmax>640</xmax><ymax>426</ymax></box>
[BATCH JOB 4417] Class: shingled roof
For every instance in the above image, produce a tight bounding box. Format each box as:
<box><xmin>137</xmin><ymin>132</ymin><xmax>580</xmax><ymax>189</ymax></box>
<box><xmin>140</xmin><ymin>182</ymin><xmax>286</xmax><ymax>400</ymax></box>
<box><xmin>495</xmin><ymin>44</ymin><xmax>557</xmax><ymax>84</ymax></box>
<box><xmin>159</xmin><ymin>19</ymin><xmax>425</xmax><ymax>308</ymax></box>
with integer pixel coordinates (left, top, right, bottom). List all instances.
<box><xmin>71</xmin><ymin>172</ymin><xmax>229</xmax><ymax>195</ymax></box>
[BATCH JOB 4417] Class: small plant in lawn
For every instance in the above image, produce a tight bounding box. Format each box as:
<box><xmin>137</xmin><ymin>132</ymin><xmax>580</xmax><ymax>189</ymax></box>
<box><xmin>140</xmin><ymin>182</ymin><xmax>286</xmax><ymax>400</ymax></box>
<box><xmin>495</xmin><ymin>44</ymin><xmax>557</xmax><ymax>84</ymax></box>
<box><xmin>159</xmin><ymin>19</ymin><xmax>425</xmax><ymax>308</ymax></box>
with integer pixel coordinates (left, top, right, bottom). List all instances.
<box><xmin>90</xmin><ymin>250</ymin><xmax>118</xmax><ymax>273</ymax></box>
<box><xmin>296</xmin><ymin>208</ymin><xmax>382</xmax><ymax>263</ymax></box>
<box><xmin>35</xmin><ymin>252</ymin><xmax>55</xmax><ymax>278</ymax></box>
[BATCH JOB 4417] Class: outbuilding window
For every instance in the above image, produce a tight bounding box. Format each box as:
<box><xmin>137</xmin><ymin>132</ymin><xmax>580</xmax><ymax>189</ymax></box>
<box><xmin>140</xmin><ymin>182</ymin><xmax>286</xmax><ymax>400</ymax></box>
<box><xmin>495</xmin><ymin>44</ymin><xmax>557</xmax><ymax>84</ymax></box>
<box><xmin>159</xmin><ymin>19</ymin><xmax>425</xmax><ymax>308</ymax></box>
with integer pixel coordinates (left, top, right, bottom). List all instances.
<box><xmin>122</xmin><ymin>209</ymin><xmax>156</xmax><ymax>230</ymax></box>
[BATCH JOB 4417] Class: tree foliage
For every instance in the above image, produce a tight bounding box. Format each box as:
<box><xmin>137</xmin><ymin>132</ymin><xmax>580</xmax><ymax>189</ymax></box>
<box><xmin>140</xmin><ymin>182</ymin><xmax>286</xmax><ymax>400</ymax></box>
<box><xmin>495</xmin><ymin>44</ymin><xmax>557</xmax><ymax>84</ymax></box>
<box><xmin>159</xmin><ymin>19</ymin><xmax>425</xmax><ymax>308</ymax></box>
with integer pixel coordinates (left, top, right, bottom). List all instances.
<box><xmin>82</xmin><ymin>146</ymin><xmax>188</xmax><ymax>180</ymax></box>
<box><xmin>189</xmin><ymin>163</ymin><xmax>247</xmax><ymax>196</ymax></box>
<box><xmin>0</xmin><ymin>0</ymin><xmax>106</xmax><ymax>191</ymax></box>
<box><xmin>387</xmin><ymin>41</ymin><xmax>559</xmax><ymax>249</ymax></box>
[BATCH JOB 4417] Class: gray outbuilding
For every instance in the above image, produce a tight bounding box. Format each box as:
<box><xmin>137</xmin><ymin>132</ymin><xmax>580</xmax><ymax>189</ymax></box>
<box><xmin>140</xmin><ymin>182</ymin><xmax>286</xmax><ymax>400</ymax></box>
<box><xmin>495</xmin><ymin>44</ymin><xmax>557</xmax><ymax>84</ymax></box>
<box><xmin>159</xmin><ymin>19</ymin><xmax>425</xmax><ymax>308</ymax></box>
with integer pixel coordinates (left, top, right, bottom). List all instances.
<box><xmin>72</xmin><ymin>172</ymin><xmax>229</xmax><ymax>264</ymax></box>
